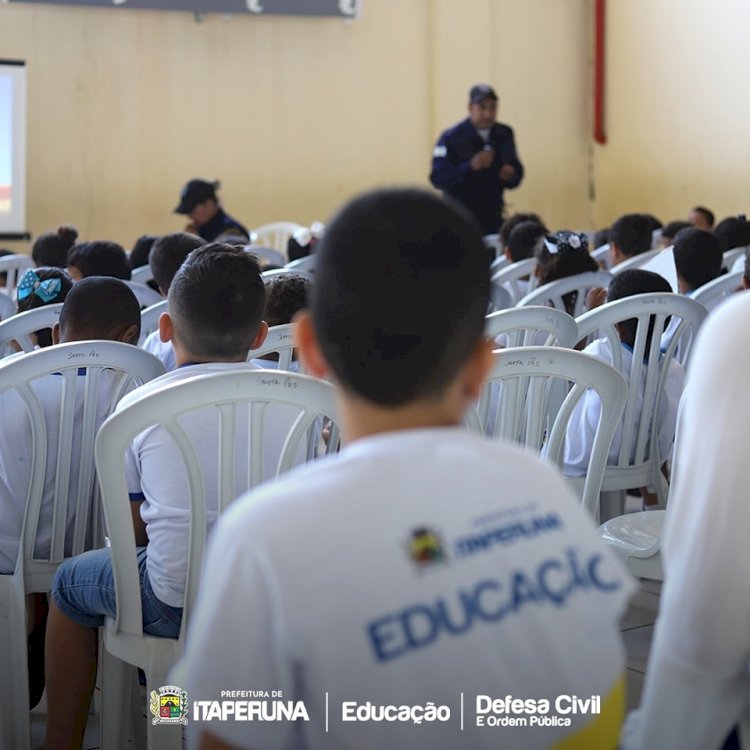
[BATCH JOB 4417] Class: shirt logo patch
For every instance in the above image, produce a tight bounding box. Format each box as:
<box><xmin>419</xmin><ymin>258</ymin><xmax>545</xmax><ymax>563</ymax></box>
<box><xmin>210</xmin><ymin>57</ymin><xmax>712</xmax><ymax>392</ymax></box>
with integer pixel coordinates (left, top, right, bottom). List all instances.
<box><xmin>407</xmin><ymin>527</ymin><xmax>446</xmax><ymax>568</ymax></box>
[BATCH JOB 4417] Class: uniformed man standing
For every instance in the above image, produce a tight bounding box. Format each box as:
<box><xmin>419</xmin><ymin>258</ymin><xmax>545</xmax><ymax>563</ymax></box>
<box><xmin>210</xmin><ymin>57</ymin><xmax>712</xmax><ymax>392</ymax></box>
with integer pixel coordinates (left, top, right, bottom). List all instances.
<box><xmin>174</xmin><ymin>178</ymin><xmax>250</xmax><ymax>243</ymax></box>
<box><xmin>430</xmin><ymin>84</ymin><xmax>524</xmax><ymax>235</ymax></box>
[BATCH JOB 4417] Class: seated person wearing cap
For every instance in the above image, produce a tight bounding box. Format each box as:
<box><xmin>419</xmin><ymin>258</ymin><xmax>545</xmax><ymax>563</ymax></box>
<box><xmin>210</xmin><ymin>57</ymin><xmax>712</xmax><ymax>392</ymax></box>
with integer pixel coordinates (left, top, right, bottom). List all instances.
<box><xmin>174</xmin><ymin>178</ymin><xmax>250</xmax><ymax>243</ymax></box>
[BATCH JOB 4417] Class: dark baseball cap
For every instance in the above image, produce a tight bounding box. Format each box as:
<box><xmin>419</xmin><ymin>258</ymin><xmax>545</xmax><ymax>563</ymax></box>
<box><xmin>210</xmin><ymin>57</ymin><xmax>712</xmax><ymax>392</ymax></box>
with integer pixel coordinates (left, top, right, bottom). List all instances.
<box><xmin>174</xmin><ymin>179</ymin><xmax>219</xmax><ymax>214</ymax></box>
<box><xmin>469</xmin><ymin>84</ymin><xmax>498</xmax><ymax>104</ymax></box>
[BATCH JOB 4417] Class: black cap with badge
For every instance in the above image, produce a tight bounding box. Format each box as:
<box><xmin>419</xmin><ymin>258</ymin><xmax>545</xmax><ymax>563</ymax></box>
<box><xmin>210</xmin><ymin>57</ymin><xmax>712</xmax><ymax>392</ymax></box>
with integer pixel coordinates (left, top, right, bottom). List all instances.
<box><xmin>174</xmin><ymin>179</ymin><xmax>220</xmax><ymax>214</ymax></box>
<box><xmin>469</xmin><ymin>84</ymin><xmax>498</xmax><ymax>104</ymax></box>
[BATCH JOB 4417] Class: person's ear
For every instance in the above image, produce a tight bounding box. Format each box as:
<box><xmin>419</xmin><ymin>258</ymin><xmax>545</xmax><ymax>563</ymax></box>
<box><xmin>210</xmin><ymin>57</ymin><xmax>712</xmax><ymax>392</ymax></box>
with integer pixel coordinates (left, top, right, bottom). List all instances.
<box><xmin>51</xmin><ymin>322</ymin><xmax>61</xmax><ymax>345</ymax></box>
<box><xmin>249</xmin><ymin>321</ymin><xmax>269</xmax><ymax>350</ymax></box>
<box><xmin>294</xmin><ymin>310</ymin><xmax>329</xmax><ymax>378</ymax></box>
<box><xmin>119</xmin><ymin>324</ymin><xmax>140</xmax><ymax>345</ymax></box>
<box><xmin>463</xmin><ymin>338</ymin><xmax>495</xmax><ymax>403</ymax></box>
<box><xmin>159</xmin><ymin>312</ymin><xmax>174</xmax><ymax>343</ymax></box>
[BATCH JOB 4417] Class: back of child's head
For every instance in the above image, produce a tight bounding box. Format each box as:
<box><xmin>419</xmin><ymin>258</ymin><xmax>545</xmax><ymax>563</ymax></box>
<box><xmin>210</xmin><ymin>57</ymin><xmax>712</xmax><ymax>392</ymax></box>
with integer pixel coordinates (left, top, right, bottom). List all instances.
<box><xmin>713</xmin><ymin>216</ymin><xmax>750</xmax><ymax>252</ymax></box>
<box><xmin>149</xmin><ymin>232</ymin><xmax>205</xmax><ymax>294</ymax></box>
<box><xmin>609</xmin><ymin>214</ymin><xmax>653</xmax><ymax>258</ymax></box>
<box><xmin>690</xmin><ymin>206</ymin><xmax>715</xmax><ymax>229</ymax></box>
<box><xmin>263</xmin><ymin>273</ymin><xmax>311</xmax><ymax>328</ymax></box>
<box><xmin>58</xmin><ymin>276</ymin><xmax>141</xmax><ymax>343</ymax></box>
<box><xmin>16</xmin><ymin>267</ymin><xmax>74</xmax><ymax>347</ymax></box>
<box><xmin>168</xmin><ymin>242</ymin><xmax>266</xmax><ymax>360</ymax></box>
<box><xmin>130</xmin><ymin>234</ymin><xmax>158</xmax><ymax>270</ymax></box>
<box><xmin>32</xmin><ymin>225</ymin><xmax>78</xmax><ymax>268</ymax></box>
<box><xmin>607</xmin><ymin>269</ymin><xmax>672</xmax><ymax>348</ymax></box>
<box><xmin>673</xmin><ymin>227</ymin><xmax>722</xmax><ymax>291</ymax></box>
<box><xmin>67</xmin><ymin>241</ymin><xmax>131</xmax><ymax>280</ymax></box>
<box><xmin>507</xmin><ymin>220</ymin><xmax>546</xmax><ymax>263</ymax></box>
<box><xmin>661</xmin><ymin>220</ymin><xmax>691</xmax><ymax>246</ymax></box>
<box><xmin>312</xmin><ymin>188</ymin><xmax>489</xmax><ymax>407</ymax></box>
<box><xmin>499</xmin><ymin>212</ymin><xmax>544</xmax><ymax>248</ymax></box>
<box><xmin>535</xmin><ymin>230</ymin><xmax>596</xmax><ymax>285</ymax></box>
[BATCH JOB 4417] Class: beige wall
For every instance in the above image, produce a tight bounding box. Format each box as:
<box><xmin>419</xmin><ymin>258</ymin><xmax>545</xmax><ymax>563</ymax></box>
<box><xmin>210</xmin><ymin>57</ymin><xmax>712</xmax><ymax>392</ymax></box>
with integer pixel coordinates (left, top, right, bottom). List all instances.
<box><xmin>0</xmin><ymin>0</ymin><xmax>591</xmax><ymax>253</ymax></box>
<box><xmin>594</xmin><ymin>0</ymin><xmax>750</xmax><ymax>227</ymax></box>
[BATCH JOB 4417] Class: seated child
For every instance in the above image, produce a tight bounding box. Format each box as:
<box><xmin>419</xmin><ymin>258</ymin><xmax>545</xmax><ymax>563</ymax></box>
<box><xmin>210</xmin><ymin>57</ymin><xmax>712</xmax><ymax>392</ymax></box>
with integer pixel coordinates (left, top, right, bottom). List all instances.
<box><xmin>141</xmin><ymin>231</ymin><xmax>205</xmax><ymax>370</ymax></box>
<box><xmin>658</xmin><ymin>220</ymin><xmax>691</xmax><ymax>248</ymax></box>
<box><xmin>563</xmin><ymin>270</ymin><xmax>685</xmax><ymax>507</ymax></box>
<box><xmin>608</xmin><ymin>213</ymin><xmax>654</xmax><ymax>267</ymax></box>
<box><xmin>66</xmin><ymin>240</ymin><xmax>131</xmax><ymax>281</ymax></box>
<box><xmin>15</xmin><ymin>266</ymin><xmax>74</xmax><ymax>348</ymax></box>
<box><xmin>713</xmin><ymin>215</ymin><xmax>750</xmax><ymax>253</ymax></box>
<box><xmin>31</xmin><ymin>225</ymin><xmax>78</xmax><ymax>268</ymax></box>
<box><xmin>176</xmin><ymin>189</ymin><xmax>634</xmax><ymax>750</ymax></box>
<box><xmin>45</xmin><ymin>243</ymin><xmax>309</xmax><ymax>750</ymax></box>
<box><xmin>688</xmin><ymin>205</ymin><xmax>714</xmax><ymax>231</ymax></box>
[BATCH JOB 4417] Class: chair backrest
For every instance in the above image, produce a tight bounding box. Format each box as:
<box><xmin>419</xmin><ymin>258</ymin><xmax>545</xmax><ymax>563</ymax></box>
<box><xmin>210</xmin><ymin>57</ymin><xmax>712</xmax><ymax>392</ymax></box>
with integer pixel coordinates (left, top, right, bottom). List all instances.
<box><xmin>139</xmin><ymin>299</ymin><xmax>168</xmax><ymax>346</ymax></box>
<box><xmin>490</xmin><ymin>257</ymin><xmax>538</xmax><ymax>304</ymax></box>
<box><xmin>0</xmin><ymin>293</ymin><xmax>16</xmax><ymax>322</ymax></box>
<box><xmin>252</xmin><ymin>222</ymin><xmax>304</xmax><ymax>257</ymax></box>
<box><xmin>247</xmin><ymin>322</ymin><xmax>303</xmax><ymax>372</ymax></box>
<box><xmin>94</xmin><ymin>368</ymin><xmax>339</xmax><ymax>639</ymax></box>
<box><xmin>0</xmin><ymin>303</ymin><xmax>64</xmax><ymax>355</ymax></box>
<box><xmin>483</xmin><ymin>233</ymin><xmax>501</xmax><ymax>259</ymax></box>
<box><xmin>471</xmin><ymin>346</ymin><xmax>627</xmax><ymax>517</ymax></box>
<box><xmin>122</xmin><ymin>280</ymin><xmax>162</xmax><ymax>308</ymax></box>
<box><xmin>610</xmin><ymin>249</ymin><xmax>661</xmax><ymax>275</ymax></box>
<box><xmin>487</xmin><ymin>281</ymin><xmax>512</xmax><ymax>313</ymax></box>
<box><xmin>592</xmin><ymin>244</ymin><xmax>611</xmax><ymax>270</ymax></box>
<box><xmin>285</xmin><ymin>254</ymin><xmax>317</xmax><ymax>273</ymax></box>
<box><xmin>722</xmin><ymin>246</ymin><xmax>747</xmax><ymax>272</ymax></box>
<box><xmin>0</xmin><ymin>342</ymin><xmax>165</xmax><ymax>591</ymax></box>
<box><xmin>245</xmin><ymin>244</ymin><xmax>287</xmax><ymax>269</ymax></box>
<box><xmin>692</xmin><ymin>270</ymin><xmax>745</xmax><ymax>311</ymax></box>
<box><xmin>130</xmin><ymin>264</ymin><xmax>154</xmax><ymax>285</ymax></box>
<box><xmin>489</xmin><ymin>254</ymin><xmax>509</xmax><ymax>274</ymax></box>
<box><xmin>485</xmin><ymin>305</ymin><xmax>578</xmax><ymax>348</ymax></box>
<box><xmin>518</xmin><ymin>270</ymin><xmax>613</xmax><ymax>317</ymax></box>
<box><xmin>0</xmin><ymin>254</ymin><xmax>34</xmax><ymax>295</ymax></box>
<box><xmin>575</xmin><ymin>293</ymin><xmax>705</xmax><ymax>478</ymax></box>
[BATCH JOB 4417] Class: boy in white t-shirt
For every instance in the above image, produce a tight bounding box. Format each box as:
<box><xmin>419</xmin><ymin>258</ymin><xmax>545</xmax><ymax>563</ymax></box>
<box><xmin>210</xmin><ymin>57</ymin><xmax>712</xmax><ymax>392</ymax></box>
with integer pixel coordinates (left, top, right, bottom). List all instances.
<box><xmin>176</xmin><ymin>189</ymin><xmax>635</xmax><ymax>750</ymax></box>
<box><xmin>45</xmin><ymin>244</ymin><xmax>271</xmax><ymax>750</ymax></box>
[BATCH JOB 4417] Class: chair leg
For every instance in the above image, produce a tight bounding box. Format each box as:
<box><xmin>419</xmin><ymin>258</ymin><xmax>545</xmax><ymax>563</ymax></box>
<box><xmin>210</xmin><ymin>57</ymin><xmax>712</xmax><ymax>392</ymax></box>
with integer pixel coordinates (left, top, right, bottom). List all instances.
<box><xmin>145</xmin><ymin>656</ymin><xmax>184</xmax><ymax>750</ymax></box>
<box><xmin>599</xmin><ymin>490</ymin><xmax>625</xmax><ymax>523</ymax></box>
<box><xmin>99</xmin><ymin>650</ymin><xmax>136</xmax><ymax>750</ymax></box>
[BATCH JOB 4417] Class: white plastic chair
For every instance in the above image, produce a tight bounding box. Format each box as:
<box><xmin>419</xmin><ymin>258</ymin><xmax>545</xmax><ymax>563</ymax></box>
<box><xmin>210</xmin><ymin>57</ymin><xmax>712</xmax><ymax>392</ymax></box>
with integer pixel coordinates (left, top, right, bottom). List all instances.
<box><xmin>95</xmin><ymin>369</ymin><xmax>339</xmax><ymax>750</ymax></box>
<box><xmin>130</xmin><ymin>265</ymin><xmax>154</xmax><ymax>286</ymax></box>
<box><xmin>722</xmin><ymin>246</ymin><xmax>747</xmax><ymax>272</ymax></box>
<box><xmin>252</xmin><ymin>222</ymin><xmax>304</xmax><ymax>258</ymax></box>
<box><xmin>123</xmin><ymin>280</ymin><xmax>162</xmax><ymax>308</ymax></box>
<box><xmin>244</xmin><ymin>244</ymin><xmax>287</xmax><ymax>269</ymax></box>
<box><xmin>247</xmin><ymin>322</ymin><xmax>303</xmax><ymax>373</ymax></box>
<box><xmin>0</xmin><ymin>342</ymin><xmax>165</xmax><ymax>750</ymax></box>
<box><xmin>490</xmin><ymin>257</ymin><xmax>538</xmax><ymax>305</ymax></box>
<box><xmin>0</xmin><ymin>254</ymin><xmax>34</xmax><ymax>296</ymax></box>
<box><xmin>138</xmin><ymin>299</ymin><xmax>167</xmax><ymax>347</ymax></box>
<box><xmin>487</xmin><ymin>282</ymin><xmax>512</xmax><ymax>313</ymax></box>
<box><xmin>483</xmin><ymin>233</ymin><xmax>502</xmax><ymax>259</ymax></box>
<box><xmin>610</xmin><ymin>249</ymin><xmax>661</xmax><ymax>274</ymax></box>
<box><xmin>574</xmin><ymin>293</ymin><xmax>707</xmax><ymax>518</ymax></box>
<box><xmin>0</xmin><ymin>303</ymin><xmax>64</xmax><ymax>355</ymax></box>
<box><xmin>691</xmin><ymin>270</ymin><xmax>745</xmax><ymax>311</ymax></box>
<box><xmin>592</xmin><ymin>244</ymin><xmax>611</xmax><ymax>270</ymax></box>
<box><xmin>489</xmin><ymin>254</ymin><xmax>509</xmax><ymax>273</ymax></box>
<box><xmin>285</xmin><ymin>254</ymin><xmax>317</xmax><ymax>273</ymax></box>
<box><xmin>485</xmin><ymin>305</ymin><xmax>578</xmax><ymax>348</ymax></box>
<box><xmin>470</xmin><ymin>346</ymin><xmax>627</xmax><ymax>518</ymax></box>
<box><xmin>0</xmin><ymin>292</ymin><xmax>15</xmax><ymax>321</ymax></box>
<box><xmin>518</xmin><ymin>270</ymin><xmax>613</xmax><ymax>317</ymax></box>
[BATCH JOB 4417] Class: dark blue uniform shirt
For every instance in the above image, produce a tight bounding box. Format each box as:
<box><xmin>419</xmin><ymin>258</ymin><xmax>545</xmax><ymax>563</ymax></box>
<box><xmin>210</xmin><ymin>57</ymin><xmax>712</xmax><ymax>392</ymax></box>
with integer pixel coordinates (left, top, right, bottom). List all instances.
<box><xmin>198</xmin><ymin>209</ymin><xmax>250</xmax><ymax>243</ymax></box>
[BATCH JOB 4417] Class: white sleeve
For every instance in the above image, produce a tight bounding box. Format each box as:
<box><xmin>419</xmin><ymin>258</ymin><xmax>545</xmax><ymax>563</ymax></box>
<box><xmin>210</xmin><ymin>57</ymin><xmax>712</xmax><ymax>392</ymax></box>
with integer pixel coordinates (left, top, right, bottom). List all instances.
<box><xmin>176</xmin><ymin>512</ymin><xmax>297</xmax><ymax>750</ymax></box>
<box><xmin>630</xmin><ymin>295</ymin><xmax>750</xmax><ymax>750</ymax></box>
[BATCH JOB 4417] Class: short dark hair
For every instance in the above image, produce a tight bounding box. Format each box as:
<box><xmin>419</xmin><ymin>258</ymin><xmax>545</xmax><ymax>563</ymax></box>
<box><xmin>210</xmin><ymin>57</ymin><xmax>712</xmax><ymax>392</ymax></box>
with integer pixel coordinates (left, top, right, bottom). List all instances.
<box><xmin>58</xmin><ymin>276</ymin><xmax>141</xmax><ymax>341</ymax></box>
<box><xmin>130</xmin><ymin>235</ymin><xmax>159</xmax><ymax>270</ymax></box>
<box><xmin>32</xmin><ymin>225</ymin><xmax>78</xmax><ymax>268</ymax></box>
<box><xmin>609</xmin><ymin>214</ymin><xmax>653</xmax><ymax>258</ymax></box>
<box><xmin>67</xmin><ymin>241</ymin><xmax>131</xmax><ymax>280</ymax></box>
<box><xmin>16</xmin><ymin>267</ymin><xmax>75</xmax><ymax>347</ymax></box>
<box><xmin>168</xmin><ymin>243</ymin><xmax>266</xmax><ymax>359</ymax></box>
<box><xmin>312</xmin><ymin>188</ymin><xmax>489</xmax><ymax>406</ymax></box>
<box><xmin>713</xmin><ymin>216</ymin><xmax>750</xmax><ymax>252</ymax></box>
<box><xmin>593</xmin><ymin>227</ymin><xmax>610</xmax><ymax>249</ymax></box>
<box><xmin>661</xmin><ymin>221</ymin><xmax>691</xmax><ymax>243</ymax></box>
<box><xmin>263</xmin><ymin>273</ymin><xmax>311</xmax><ymax>328</ymax></box>
<box><xmin>607</xmin><ymin>269</ymin><xmax>673</xmax><ymax>347</ymax></box>
<box><xmin>673</xmin><ymin>227</ymin><xmax>722</xmax><ymax>290</ymax></box>
<box><xmin>149</xmin><ymin>232</ymin><xmax>205</xmax><ymax>293</ymax></box>
<box><xmin>691</xmin><ymin>206</ymin><xmax>715</xmax><ymax>228</ymax></box>
<box><xmin>499</xmin><ymin>212</ymin><xmax>544</xmax><ymax>248</ymax></box>
<box><xmin>507</xmin><ymin>220</ymin><xmax>546</xmax><ymax>263</ymax></box>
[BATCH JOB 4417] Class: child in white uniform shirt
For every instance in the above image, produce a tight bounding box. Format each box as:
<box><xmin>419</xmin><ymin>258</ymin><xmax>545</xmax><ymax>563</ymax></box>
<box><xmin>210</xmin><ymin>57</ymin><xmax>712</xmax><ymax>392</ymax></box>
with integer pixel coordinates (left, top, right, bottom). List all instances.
<box><xmin>564</xmin><ymin>270</ymin><xmax>684</xmax><ymax>506</ymax></box>
<box><xmin>176</xmin><ymin>189</ymin><xmax>635</xmax><ymax>750</ymax></box>
<box><xmin>45</xmin><ymin>244</ymin><xmax>271</xmax><ymax>750</ymax></box>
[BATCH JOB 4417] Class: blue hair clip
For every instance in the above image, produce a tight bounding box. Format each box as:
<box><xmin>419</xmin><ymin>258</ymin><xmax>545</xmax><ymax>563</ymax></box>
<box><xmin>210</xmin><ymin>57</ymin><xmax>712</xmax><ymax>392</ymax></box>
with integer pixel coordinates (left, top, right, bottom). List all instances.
<box><xmin>17</xmin><ymin>269</ymin><xmax>62</xmax><ymax>303</ymax></box>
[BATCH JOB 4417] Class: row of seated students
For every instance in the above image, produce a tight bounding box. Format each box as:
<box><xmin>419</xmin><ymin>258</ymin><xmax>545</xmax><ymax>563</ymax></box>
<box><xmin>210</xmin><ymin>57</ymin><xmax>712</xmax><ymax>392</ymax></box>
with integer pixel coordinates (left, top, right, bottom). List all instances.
<box><xmin>0</xmin><ymin>190</ymin><xmax>747</xmax><ymax>748</ymax></box>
